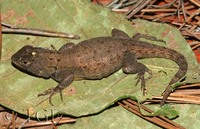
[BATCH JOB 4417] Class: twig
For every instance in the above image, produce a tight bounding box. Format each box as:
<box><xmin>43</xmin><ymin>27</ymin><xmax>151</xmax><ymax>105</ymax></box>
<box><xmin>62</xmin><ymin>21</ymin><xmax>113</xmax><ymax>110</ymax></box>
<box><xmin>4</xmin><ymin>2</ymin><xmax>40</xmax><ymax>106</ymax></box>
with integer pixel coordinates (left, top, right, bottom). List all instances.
<box><xmin>18</xmin><ymin>117</ymin><xmax>30</xmax><ymax>129</ymax></box>
<box><xmin>107</xmin><ymin>0</ymin><xmax>137</xmax><ymax>9</ymax></box>
<box><xmin>52</xmin><ymin>114</ymin><xmax>63</xmax><ymax>128</ymax></box>
<box><xmin>179</xmin><ymin>8</ymin><xmax>200</xmax><ymax>30</ymax></box>
<box><xmin>106</xmin><ymin>0</ymin><xmax>120</xmax><ymax>8</ymax></box>
<box><xmin>185</xmin><ymin>29</ymin><xmax>200</xmax><ymax>41</ymax></box>
<box><xmin>139</xmin><ymin>0</ymin><xmax>157</xmax><ymax>18</ymax></box>
<box><xmin>124</xmin><ymin>0</ymin><xmax>144</xmax><ymax>16</ymax></box>
<box><xmin>162</xmin><ymin>0</ymin><xmax>181</xmax><ymax>23</ymax></box>
<box><xmin>191</xmin><ymin>43</ymin><xmax>200</xmax><ymax>49</ymax></box>
<box><xmin>118</xmin><ymin>99</ymin><xmax>184</xmax><ymax>129</ymax></box>
<box><xmin>126</xmin><ymin>99</ymin><xmax>184</xmax><ymax>129</ymax></box>
<box><xmin>112</xmin><ymin>8</ymin><xmax>129</xmax><ymax>12</ymax></box>
<box><xmin>96</xmin><ymin>0</ymin><xmax>103</xmax><ymax>6</ymax></box>
<box><xmin>125</xmin><ymin>0</ymin><xmax>152</xmax><ymax>19</ymax></box>
<box><xmin>147</xmin><ymin>0</ymin><xmax>176</xmax><ymax>8</ymax></box>
<box><xmin>181</xmin><ymin>0</ymin><xmax>187</xmax><ymax>21</ymax></box>
<box><xmin>189</xmin><ymin>0</ymin><xmax>200</xmax><ymax>7</ymax></box>
<box><xmin>141</xmin><ymin>8</ymin><xmax>188</xmax><ymax>12</ymax></box>
<box><xmin>145</xmin><ymin>83</ymin><xmax>200</xmax><ymax>105</ymax></box>
<box><xmin>8</xmin><ymin>117</ymin><xmax>76</xmax><ymax>128</ymax></box>
<box><xmin>5</xmin><ymin>111</ymin><xmax>17</xmax><ymax>129</ymax></box>
<box><xmin>188</xmin><ymin>41</ymin><xmax>200</xmax><ymax>46</ymax></box>
<box><xmin>2</xmin><ymin>22</ymin><xmax>80</xmax><ymax>39</ymax></box>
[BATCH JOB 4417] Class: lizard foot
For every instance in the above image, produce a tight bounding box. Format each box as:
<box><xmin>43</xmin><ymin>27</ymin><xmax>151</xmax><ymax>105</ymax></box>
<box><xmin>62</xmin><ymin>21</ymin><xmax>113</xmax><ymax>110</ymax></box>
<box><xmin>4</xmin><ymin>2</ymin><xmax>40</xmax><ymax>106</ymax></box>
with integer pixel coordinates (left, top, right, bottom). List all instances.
<box><xmin>38</xmin><ymin>87</ymin><xmax>54</xmax><ymax>96</ymax></box>
<box><xmin>38</xmin><ymin>87</ymin><xmax>63</xmax><ymax>106</ymax></box>
<box><xmin>135</xmin><ymin>69</ymin><xmax>152</xmax><ymax>95</ymax></box>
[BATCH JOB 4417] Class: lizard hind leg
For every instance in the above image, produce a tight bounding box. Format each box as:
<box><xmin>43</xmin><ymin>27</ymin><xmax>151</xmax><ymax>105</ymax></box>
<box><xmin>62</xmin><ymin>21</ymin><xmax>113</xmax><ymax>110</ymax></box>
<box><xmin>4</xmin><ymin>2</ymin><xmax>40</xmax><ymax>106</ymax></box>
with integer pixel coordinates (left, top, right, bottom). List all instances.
<box><xmin>122</xmin><ymin>52</ymin><xmax>152</xmax><ymax>95</ymax></box>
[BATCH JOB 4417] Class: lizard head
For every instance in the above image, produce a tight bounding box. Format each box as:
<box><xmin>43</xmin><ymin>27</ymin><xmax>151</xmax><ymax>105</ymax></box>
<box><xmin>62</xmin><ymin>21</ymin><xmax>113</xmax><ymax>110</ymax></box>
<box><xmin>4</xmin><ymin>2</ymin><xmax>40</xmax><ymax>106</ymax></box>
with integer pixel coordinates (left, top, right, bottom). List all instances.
<box><xmin>11</xmin><ymin>45</ymin><xmax>55</xmax><ymax>78</ymax></box>
<box><xmin>11</xmin><ymin>45</ymin><xmax>35</xmax><ymax>68</ymax></box>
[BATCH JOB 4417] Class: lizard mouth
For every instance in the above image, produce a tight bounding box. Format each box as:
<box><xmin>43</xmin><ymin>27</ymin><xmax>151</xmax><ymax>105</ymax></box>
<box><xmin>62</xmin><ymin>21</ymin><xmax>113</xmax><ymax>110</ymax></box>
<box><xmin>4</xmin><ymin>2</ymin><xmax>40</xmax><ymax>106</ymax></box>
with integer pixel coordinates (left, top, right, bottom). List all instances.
<box><xmin>11</xmin><ymin>60</ymin><xmax>26</xmax><ymax>70</ymax></box>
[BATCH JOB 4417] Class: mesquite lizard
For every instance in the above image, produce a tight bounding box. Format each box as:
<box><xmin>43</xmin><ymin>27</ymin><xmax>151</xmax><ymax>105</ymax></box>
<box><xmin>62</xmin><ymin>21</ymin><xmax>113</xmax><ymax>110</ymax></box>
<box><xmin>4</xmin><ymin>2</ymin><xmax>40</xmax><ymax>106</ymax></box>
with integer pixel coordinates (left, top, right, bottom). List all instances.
<box><xmin>11</xmin><ymin>29</ymin><xmax>188</xmax><ymax>106</ymax></box>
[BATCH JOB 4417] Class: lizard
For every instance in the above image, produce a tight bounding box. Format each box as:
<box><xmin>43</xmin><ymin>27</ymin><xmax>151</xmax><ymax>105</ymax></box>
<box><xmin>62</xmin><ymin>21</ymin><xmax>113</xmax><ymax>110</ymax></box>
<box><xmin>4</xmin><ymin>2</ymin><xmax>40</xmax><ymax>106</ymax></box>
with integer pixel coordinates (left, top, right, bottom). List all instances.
<box><xmin>11</xmin><ymin>29</ymin><xmax>188</xmax><ymax>106</ymax></box>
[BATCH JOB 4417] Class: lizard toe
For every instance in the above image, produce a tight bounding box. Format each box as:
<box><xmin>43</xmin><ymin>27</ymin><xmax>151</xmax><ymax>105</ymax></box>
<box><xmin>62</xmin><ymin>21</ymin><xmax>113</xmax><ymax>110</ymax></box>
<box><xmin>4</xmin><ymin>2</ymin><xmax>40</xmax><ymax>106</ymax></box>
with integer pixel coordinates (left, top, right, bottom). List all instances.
<box><xmin>38</xmin><ymin>87</ymin><xmax>63</xmax><ymax>106</ymax></box>
<box><xmin>38</xmin><ymin>87</ymin><xmax>54</xmax><ymax>97</ymax></box>
<box><xmin>48</xmin><ymin>89</ymin><xmax>63</xmax><ymax>106</ymax></box>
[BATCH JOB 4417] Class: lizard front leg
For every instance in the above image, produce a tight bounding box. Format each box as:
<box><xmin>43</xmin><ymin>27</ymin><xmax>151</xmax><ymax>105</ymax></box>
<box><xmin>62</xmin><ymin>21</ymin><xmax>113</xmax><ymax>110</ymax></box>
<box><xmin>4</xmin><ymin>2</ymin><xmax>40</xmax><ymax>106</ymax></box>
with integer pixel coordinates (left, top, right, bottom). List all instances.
<box><xmin>38</xmin><ymin>70</ymin><xmax>74</xmax><ymax>106</ymax></box>
<box><xmin>122</xmin><ymin>52</ymin><xmax>152</xmax><ymax>95</ymax></box>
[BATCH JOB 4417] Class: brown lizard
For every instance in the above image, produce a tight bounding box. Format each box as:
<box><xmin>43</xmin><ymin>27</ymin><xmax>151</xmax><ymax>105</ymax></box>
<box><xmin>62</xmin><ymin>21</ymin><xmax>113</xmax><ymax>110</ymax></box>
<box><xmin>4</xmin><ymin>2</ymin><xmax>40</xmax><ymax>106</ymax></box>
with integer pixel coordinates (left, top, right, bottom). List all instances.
<box><xmin>11</xmin><ymin>29</ymin><xmax>188</xmax><ymax>106</ymax></box>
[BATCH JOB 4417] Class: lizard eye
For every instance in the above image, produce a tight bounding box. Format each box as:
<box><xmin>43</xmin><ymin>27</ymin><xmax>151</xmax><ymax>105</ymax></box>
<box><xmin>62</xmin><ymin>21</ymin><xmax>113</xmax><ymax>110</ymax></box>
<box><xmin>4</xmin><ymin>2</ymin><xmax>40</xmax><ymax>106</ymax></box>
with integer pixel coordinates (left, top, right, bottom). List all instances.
<box><xmin>20</xmin><ymin>55</ymin><xmax>33</xmax><ymax>66</ymax></box>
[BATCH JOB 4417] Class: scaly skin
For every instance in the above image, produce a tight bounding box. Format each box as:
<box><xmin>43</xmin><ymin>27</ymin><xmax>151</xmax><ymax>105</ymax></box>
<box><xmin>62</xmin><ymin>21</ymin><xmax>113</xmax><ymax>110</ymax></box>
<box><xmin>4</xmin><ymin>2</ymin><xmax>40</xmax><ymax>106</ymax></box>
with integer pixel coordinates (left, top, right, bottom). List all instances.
<box><xmin>11</xmin><ymin>29</ymin><xmax>188</xmax><ymax>106</ymax></box>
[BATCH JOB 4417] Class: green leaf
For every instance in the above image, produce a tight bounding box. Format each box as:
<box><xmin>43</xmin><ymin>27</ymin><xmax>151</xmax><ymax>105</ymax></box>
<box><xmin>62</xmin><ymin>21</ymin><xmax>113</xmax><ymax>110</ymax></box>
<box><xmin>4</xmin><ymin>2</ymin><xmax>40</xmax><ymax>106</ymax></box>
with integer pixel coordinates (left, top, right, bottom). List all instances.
<box><xmin>60</xmin><ymin>104</ymin><xmax>200</xmax><ymax>129</ymax></box>
<box><xmin>0</xmin><ymin>0</ymin><xmax>199</xmax><ymax>119</ymax></box>
<box><xmin>150</xmin><ymin>105</ymin><xmax>179</xmax><ymax>119</ymax></box>
<box><xmin>59</xmin><ymin>106</ymin><xmax>161</xmax><ymax>129</ymax></box>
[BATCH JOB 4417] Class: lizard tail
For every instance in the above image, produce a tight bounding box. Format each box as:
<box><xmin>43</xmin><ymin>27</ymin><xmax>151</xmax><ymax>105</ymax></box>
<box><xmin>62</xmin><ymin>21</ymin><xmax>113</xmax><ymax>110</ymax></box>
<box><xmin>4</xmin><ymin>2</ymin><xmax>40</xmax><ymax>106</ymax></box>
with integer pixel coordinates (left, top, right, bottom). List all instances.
<box><xmin>135</xmin><ymin>42</ymin><xmax>188</xmax><ymax>106</ymax></box>
<box><xmin>160</xmin><ymin>49</ymin><xmax>188</xmax><ymax>106</ymax></box>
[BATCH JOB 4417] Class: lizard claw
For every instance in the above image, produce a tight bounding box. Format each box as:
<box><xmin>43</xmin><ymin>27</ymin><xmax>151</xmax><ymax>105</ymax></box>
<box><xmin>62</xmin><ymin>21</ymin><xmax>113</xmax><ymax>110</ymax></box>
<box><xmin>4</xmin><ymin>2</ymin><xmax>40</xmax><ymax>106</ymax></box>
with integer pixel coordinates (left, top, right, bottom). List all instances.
<box><xmin>145</xmin><ymin>69</ymin><xmax>153</xmax><ymax>81</ymax></box>
<box><xmin>135</xmin><ymin>74</ymin><xmax>146</xmax><ymax>95</ymax></box>
<box><xmin>135</xmin><ymin>68</ymin><xmax>153</xmax><ymax>95</ymax></box>
<box><xmin>135</xmin><ymin>69</ymin><xmax>152</xmax><ymax>86</ymax></box>
<box><xmin>49</xmin><ymin>90</ymin><xmax>63</xmax><ymax>106</ymax></box>
<box><xmin>135</xmin><ymin>75</ymin><xmax>140</xmax><ymax>86</ymax></box>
